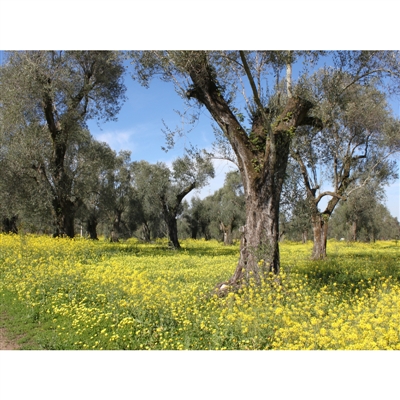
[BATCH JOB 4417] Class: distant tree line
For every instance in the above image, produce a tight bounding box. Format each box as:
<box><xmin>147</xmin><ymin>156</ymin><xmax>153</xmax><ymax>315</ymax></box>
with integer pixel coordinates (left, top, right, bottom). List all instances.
<box><xmin>1</xmin><ymin>129</ymin><xmax>398</xmax><ymax>246</ymax></box>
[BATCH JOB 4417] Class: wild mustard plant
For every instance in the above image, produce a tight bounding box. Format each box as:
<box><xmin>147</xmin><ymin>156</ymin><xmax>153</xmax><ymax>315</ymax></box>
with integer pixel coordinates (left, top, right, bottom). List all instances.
<box><xmin>0</xmin><ymin>235</ymin><xmax>399</xmax><ymax>349</ymax></box>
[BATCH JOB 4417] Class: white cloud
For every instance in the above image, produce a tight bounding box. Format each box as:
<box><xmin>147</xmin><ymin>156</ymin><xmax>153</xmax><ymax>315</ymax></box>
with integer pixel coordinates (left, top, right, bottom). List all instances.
<box><xmin>96</xmin><ymin>130</ymin><xmax>137</xmax><ymax>153</ymax></box>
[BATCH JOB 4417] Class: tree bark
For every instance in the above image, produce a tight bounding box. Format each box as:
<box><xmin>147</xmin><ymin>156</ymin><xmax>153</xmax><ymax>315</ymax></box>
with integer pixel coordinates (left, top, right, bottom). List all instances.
<box><xmin>190</xmin><ymin>225</ymin><xmax>198</xmax><ymax>240</ymax></box>
<box><xmin>311</xmin><ymin>214</ymin><xmax>328</xmax><ymax>260</ymax></box>
<box><xmin>229</xmin><ymin>189</ymin><xmax>282</xmax><ymax>284</ymax></box>
<box><xmin>52</xmin><ymin>197</ymin><xmax>77</xmax><ymax>238</ymax></box>
<box><xmin>302</xmin><ymin>230</ymin><xmax>308</xmax><ymax>244</ymax></box>
<box><xmin>141</xmin><ymin>222</ymin><xmax>151</xmax><ymax>241</ymax></box>
<box><xmin>112</xmin><ymin>211</ymin><xmax>123</xmax><ymax>239</ymax></box>
<box><xmin>86</xmin><ymin>214</ymin><xmax>98</xmax><ymax>240</ymax></box>
<box><xmin>220</xmin><ymin>222</ymin><xmax>233</xmax><ymax>246</ymax></box>
<box><xmin>166</xmin><ymin>215</ymin><xmax>180</xmax><ymax>249</ymax></box>
<box><xmin>110</xmin><ymin>230</ymin><xmax>119</xmax><ymax>242</ymax></box>
<box><xmin>351</xmin><ymin>220</ymin><xmax>357</xmax><ymax>241</ymax></box>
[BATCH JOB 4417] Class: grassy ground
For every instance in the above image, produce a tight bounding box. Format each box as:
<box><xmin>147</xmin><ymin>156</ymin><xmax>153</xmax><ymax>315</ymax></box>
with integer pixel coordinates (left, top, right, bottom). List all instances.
<box><xmin>0</xmin><ymin>234</ymin><xmax>399</xmax><ymax>349</ymax></box>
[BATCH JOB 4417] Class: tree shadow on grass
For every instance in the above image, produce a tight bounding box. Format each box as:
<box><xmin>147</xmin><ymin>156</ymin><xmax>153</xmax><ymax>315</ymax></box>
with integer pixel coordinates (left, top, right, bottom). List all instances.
<box><xmin>291</xmin><ymin>251</ymin><xmax>400</xmax><ymax>298</ymax></box>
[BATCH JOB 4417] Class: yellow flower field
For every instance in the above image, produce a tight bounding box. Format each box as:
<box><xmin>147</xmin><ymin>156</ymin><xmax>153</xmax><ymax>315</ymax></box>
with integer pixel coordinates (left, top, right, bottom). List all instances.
<box><xmin>0</xmin><ymin>234</ymin><xmax>399</xmax><ymax>349</ymax></box>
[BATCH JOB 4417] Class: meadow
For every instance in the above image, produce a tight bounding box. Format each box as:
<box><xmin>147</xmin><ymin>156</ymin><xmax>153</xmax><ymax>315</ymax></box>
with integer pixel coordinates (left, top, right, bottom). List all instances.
<box><xmin>0</xmin><ymin>233</ymin><xmax>399</xmax><ymax>350</ymax></box>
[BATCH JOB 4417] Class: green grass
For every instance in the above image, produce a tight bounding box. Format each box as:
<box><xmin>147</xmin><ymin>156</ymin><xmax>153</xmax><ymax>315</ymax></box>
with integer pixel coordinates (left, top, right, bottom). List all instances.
<box><xmin>0</xmin><ymin>235</ymin><xmax>399</xmax><ymax>350</ymax></box>
<box><xmin>1</xmin><ymin>288</ymin><xmax>44</xmax><ymax>349</ymax></box>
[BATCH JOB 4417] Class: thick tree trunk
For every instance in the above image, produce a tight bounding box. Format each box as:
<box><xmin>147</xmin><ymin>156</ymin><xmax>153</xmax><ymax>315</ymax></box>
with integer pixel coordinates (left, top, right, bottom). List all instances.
<box><xmin>302</xmin><ymin>230</ymin><xmax>308</xmax><ymax>244</ymax></box>
<box><xmin>41</xmin><ymin>76</ymin><xmax>82</xmax><ymax>239</ymax></box>
<box><xmin>220</xmin><ymin>222</ymin><xmax>233</xmax><ymax>246</ymax></box>
<box><xmin>110</xmin><ymin>211</ymin><xmax>123</xmax><ymax>241</ymax></box>
<box><xmin>190</xmin><ymin>229</ymin><xmax>198</xmax><ymax>240</ymax></box>
<box><xmin>223</xmin><ymin>182</ymin><xmax>283</xmax><ymax>287</ymax></box>
<box><xmin>2</xmin><ymin>216</ymin><xmax>18</xmax><ymax>234</ymax></box>
<box><xmin>52</xmin><ymin>198</ymin><xmax>76</xmax><ymax>238</ymax></box>
<box><xmin>64</xmin><ymin>212</ymin><xmax>75</xmax><ymax>238</ymax></box>
<box><xmin>351</xmin><ymin>220</ymin><xmax>357</xmax><ymax>241</ymax></box>
<box><xmin>312</xmin><ymin>214</ymin><xmax>328</xmax><ymax>260</ymax></box>
<box><xmin>166</xmin><ymin>215</ymin><xmax>180</xmax><ymax>249</ymax></box>
<box><xmin>86</xmin><ymin>215</ymin><xmax>98</xmax><ymax>240</ymax></box>
<box><xmin>141</xmin><ymin>222</ymin><xmax>151</xmax><ymax>241</ymax></box>
<box><xmin>185</xmin><ymin>53</ymin><xmax>317</xmax><ymax>290</ymax></box>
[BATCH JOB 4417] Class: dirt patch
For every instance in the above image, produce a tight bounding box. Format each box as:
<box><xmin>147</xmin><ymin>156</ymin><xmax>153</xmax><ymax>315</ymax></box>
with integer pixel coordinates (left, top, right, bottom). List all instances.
<box><xmin>0</xmin><ymin>313</ymin><xmax>21</xmax><ymax>350</ymax></box>
<box><xmin>0</xmin><ymin>326</ymin><xmax>20</xmax><ymax>350</ymax></box>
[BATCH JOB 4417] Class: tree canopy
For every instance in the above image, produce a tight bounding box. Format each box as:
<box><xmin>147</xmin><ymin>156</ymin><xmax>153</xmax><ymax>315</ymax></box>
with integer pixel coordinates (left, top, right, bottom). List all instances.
<box><xmin>0</xmin><ymin>51</ymin><xmax>126</xmax><ymax>237</ymax></box>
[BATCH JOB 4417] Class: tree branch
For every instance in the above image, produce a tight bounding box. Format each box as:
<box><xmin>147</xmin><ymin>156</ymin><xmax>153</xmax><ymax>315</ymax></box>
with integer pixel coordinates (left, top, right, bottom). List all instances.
<box><xmin>239</xmin><ymin>51</ymin><xmax>269</xmax><ymax>126</ymax></box>
<box><xmin>339</xmin><ymin>68</ymin><xmax>395</xmax><ymax>97</ymax></box>
<box><xmin>315</xmin><ymin>191</ymin><xmax>347</xmax><ymax>205</ymax></box>
<box><xmin>290</xmin><ymin>149</ymin><xmax>316</xmax><ymax>198</ymax></box>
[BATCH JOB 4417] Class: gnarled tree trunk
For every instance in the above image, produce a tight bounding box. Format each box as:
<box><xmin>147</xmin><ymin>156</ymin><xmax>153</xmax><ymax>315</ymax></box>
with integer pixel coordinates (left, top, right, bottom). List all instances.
<box><xmin>229</xmin><ymin>186</ymin><xmax>283</xmax><ymax>284</ymax></box>
<box><xmin>166</xmin><ymin>215</ymin><xmax>180</xmax><ymax>249</ymax></box>
<box><xmin>52</xmin><ymin>197</ymin><xmax>78</xmax><ymax>238</ymax></box>
<box><xmin>184</xmin><ymin>52</ymin><xmax>318</xmax><ymax>289</ymax></box>
<box><xmin>141</xmin><ymin>222</ymin><xmax>151</xmax><ymax>241</ymax></box>
<box><xmin>160</xmin><ymin>182</ymin><xmax>196</xmax><ymax>250</ymax></box>
<box><xmin>311</xmin><ymin>213</ymin><xmax>329</xmax><ymax>260</ymax></box>
<box><xmin>220</xmin><ymin>222</ymin><xmax>233</xmax><ymax>246</ymax></box>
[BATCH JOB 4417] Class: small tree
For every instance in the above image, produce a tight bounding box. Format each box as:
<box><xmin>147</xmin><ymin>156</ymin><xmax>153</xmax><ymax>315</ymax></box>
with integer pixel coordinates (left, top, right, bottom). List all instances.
<box><xmin>99</xmin><ymin>151</ymin><xmax>134</xmax><ymax>241</ymax></box>
<box><xmin>0</xmin><ymin>119</ymin><xmax>55</xmax><ymax>234</ymax></box>
<box><xmin>132</xmin><ymin>152</ymin><xmax>214</xmax><ymax>249</ymax></box>
<box><xmin>75</xmin><ymin>138</ymin><xmax>117</xmax><ymax>240</ymax></box>
<box><xmin>279</xmin><ymin>158</ymin><xmax>312</xmax><ymax>242</ymax></box>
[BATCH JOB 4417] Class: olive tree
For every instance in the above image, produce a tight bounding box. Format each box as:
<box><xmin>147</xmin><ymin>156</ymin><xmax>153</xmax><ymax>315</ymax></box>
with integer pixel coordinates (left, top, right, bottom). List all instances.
<box><xmin>129</xmin><ymin>51</ymin><xmax>324</xmax><ymax>288</ymax></box>
<box><xmin>74</xmin><ymin>137</ymin><xmax>117</xmax><ymax>240</ymax></box>
<box><xmin>291</xmin><ymin>69</ymin><xmax>400</xmax><ymax>258</ymax></box>
<box><xmin>329</xmin><ymin>183</ymin><xmax>399</xmax><ymax>242</ymax></box>
<box><xmin>132</xmin><ymin>152</ymin><xmax>214</xmax><ymax>249</ymax></box>
<box><xmin>0</xmin><ymin>51</ymin><xmax>126</xmax><ymax>237</ymax></box>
